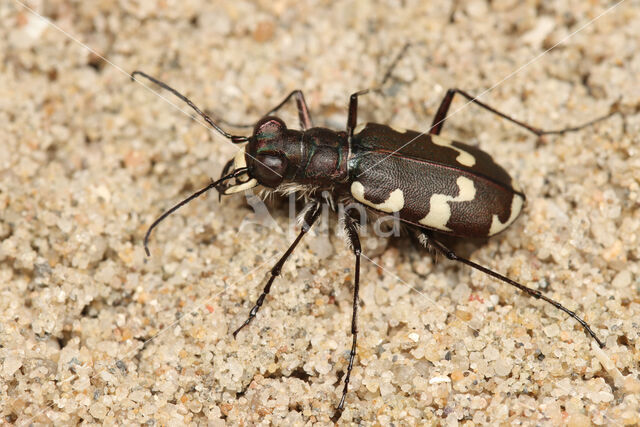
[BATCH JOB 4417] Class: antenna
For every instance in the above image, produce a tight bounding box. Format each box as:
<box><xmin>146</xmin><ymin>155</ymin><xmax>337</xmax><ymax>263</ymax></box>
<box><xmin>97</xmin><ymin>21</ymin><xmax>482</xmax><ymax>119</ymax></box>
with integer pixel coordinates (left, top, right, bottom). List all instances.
<box><xmin>131</xmin><ymin>71</ymin><xmax>249</xmax><ymax>143</ymax></box>
<box><xmin>144</xmin><ymin>167</ymin><xmax>249</xmax><ymax>256</ymax></box>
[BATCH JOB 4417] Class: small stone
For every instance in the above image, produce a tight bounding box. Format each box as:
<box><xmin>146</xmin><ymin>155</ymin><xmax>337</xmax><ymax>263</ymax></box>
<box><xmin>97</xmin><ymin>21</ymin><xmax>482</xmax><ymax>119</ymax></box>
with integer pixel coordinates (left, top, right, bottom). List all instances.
<box><xmin>379</xmin><ymin>381</ymin><xmax>395</xmax><ymax>396</ymax></box>
<box><xmin>412</xmin><ymin>376</ymin><xmax>429</xmax><ymax>392</ymax></box>
<box><xmin>363</xmin><ymin>375</ymin><xmax>379</xmax><ymax>393</ymax></box>
<box><xmin>567</xmin><ymin>413</ymin><xmax>591</xmax><ymax>427</ymax></box>
<box><xmin>543</xmin><ymin>324</ymin><xmax>559</xmax><ymax>338</ymax></box>
<box><xmin>483</xmin><ymin>345</ymin><xmax>499</xmax><ymax>361</ymax></box>
<box><xmin>57</xmin><ymin>217</ymin><xmax>72</xmax><ymax>233</ymax></box>
<box><xmin>188</xmin><ymin>399</ymin><xmax>203</xmax><ymax>413</ymax></box>
<box><xmin>623</xmin><ymin>375</ymin><xmax>640</xmax><ymax>393</ymax></box>
<box><xmin>470</xmin><ymin>396</ymin><xmax>487</xmax><ymax>410</ymax></box>
<box><xmin>493</xmin><ymin>358</ymin><xmax>512</xmax><ymax>377</ymax></box>
<box><xmin>592</xmin><ymin>343</ymin><xmax>624</xmax><ymax>385</ymax></box>
<box><xmin>451</xmin><ymin>283</ymin><xmax>471</xmax><ymax>301</ymax></box>
<box><xmin>455</xmin><ymin>309</ymin><xmax>472</xmax><ymax>322</ymax></box>
<box><xmin>489</xmin><ymin>294</ymin><xmax>499</xmax><ymax>306</ymax></box>
<box><xmin>612</xmin><ymin>270</ymin><xmax>631</xmax><ymax>289</ymax></box>
<box><xmin>522</xmin><ymin>16</ymin><xmax>555</xmax><ymax>48</ymax></box>
<box><xmin>315</xmin><ymin>360</ymin><xmax>331</xmax><ymax>375</ymax></box>
<box><xmin>141</xmin><ymin>403</ymin><xmax>156</xmax><ymax>416</ymax></box>
<box><xmin>450</xmin><ymin>371</ymin><xmax>464</xmax><ymax>382</ymax></box>
<box><xmin>253</xmin><ymin>21</ymin><xmax>275</xmax><ymax>43</ymax></box>
<box><xmin>307</xmin><ymin>234</ymin><xmax>333</xmax><ymax>259</ymax></box>
<box><xmin>3</xmin><ymin>356</ymin><xmax>22</xmax><ymax>377</ymax></box>
<box><xmin>597</xmin><ymin>391</ymin><xmax>613</xmax><ymax>403</ymax></box>
<box><xmin>429</xmin><ymin>376</ymin><xmax>451</xmax><ymax>385</ymax></box>
<box><xmin>228</xmin><ymin>361</ymin><xmax>244</xmax><ymax>379</ymax></box>
<box><xmin>129</xmin><ymin>389</ymin><xmax>146</xmax><ymax>403</ymax></box>
<box><xmin>89</xmin><ymin>402</ymin><xmax>108</xmax><ymax>419</ymax></box>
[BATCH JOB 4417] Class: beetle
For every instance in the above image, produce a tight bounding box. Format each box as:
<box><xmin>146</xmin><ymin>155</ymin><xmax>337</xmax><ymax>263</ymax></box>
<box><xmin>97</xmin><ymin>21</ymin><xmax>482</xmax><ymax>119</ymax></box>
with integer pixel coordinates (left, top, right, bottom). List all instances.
<box><xmin>131</xmin><ymin>60</ymin><xmax>611</xmax><ymax>418</ymax></box>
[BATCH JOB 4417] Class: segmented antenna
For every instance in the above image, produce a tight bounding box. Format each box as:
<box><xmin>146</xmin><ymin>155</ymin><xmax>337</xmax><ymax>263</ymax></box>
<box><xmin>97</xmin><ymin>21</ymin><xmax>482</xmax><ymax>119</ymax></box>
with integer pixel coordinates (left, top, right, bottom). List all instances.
<box><xmin>144</xmin><ymin>167</ymin><xmax>249</xmax><ymax>256</ymax></box>
<box><xmin>131</xmin><ymin>70</ymin><xmax>249</xmax><ymax>143</ymax></box>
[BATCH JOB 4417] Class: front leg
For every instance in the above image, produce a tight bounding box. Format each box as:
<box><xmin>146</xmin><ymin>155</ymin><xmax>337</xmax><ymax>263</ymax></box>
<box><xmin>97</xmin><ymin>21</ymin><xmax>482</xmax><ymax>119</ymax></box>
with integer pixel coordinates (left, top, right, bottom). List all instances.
<box><xmin>207</xmin><ymin>90</ymin><xmax>313</xmax><ymax>131</ymax></box>
<box><xmin>232</xmin><ymin>201</ymin><xmax>321</xmax><ymax>337</ymax></box>
<box><xmin>262</xmin><ymin>90</ymin><xmax>313</xmax><ymax>130</ymax></box>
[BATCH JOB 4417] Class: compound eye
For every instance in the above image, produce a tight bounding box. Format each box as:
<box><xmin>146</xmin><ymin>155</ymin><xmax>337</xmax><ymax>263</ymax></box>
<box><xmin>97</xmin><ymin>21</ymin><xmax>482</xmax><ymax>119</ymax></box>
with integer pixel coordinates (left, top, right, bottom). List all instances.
<box><xmin>254</xmin><ymin>117</ymin><xmax>285</xmax><ymax>139</ymax></box>
<box><xmin>254</xmin><ymin>153</ymin><xmax>287</xmax><ymax>188</ymax></box>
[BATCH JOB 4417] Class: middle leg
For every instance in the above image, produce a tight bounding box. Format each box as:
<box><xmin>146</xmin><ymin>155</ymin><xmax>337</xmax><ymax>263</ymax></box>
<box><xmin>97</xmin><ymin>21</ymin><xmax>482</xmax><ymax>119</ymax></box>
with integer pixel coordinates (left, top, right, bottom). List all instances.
<box><xmin>334</xmin><ymin>213</ymin><xmax>362</xmax><ymax>419</ymax></box>
<box><xmin>346</xmin><ymin>43</ymin><xmax>413</xmax><ymax>140</ymax></box>
<box><xmin>346</xmin><ymin>89</ymin><xmax>371</xmax><ymax>140</ymax></box>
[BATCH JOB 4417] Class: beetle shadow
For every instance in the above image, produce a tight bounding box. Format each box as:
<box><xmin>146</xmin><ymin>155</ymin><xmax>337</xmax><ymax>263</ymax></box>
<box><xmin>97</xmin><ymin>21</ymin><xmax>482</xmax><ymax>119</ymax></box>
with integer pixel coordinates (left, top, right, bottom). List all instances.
<box><xmin>234</xmin><ymin>190</ymin><xmax>492</xmax><ymax>263</ymax></box>
<box><xmin>391</xmin><ymin>227</ymin><xmax>491</xmax><ymax>262</ymax></box>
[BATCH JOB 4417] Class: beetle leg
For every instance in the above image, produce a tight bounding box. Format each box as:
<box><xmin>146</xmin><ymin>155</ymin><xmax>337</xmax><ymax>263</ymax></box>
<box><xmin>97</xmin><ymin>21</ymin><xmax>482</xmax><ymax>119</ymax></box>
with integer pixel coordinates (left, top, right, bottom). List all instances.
<box><xmin>232</xmin><ymin>201</ymin><xmax>321</xmax><ymax>338</ymax></box>
<box><xmin>421</xmin><ymin>231</ymin><xmax>605</xmax><ymax>348</ymax></box>
<box><xmin>378</xmin><ymin>42</ymin><xmax>412</xmax><ymax>88</ymax></box>
<box><xmin>345</xmin><ymin>44</ymin><xmax>413</xmax><ymax>142</ymax></box>
<box><xmin>411</xmin><ymin>229</ymin><xmax>438</xmax><ymax>259</ymax></box>
<box><xmin>346</xmin><ymin>89</ymin><xmax>371</xmax><ymax>140</ymax></box>
<box><xmin>262</xmin><ymin>90</ymin><xmax>313</xmax><ymax>130</ymax></box>
<box><xmin>429</xmin><ymin>88</ymin><xmax>615</xmax><ymax>136</ymax></box>
<box><xmin>207</xmin><ymin>90</ymin><xmax>313</xmax><ymax>131</ymax></box>
<box><xmin>333</xmin><ymin>213</ymin><xmax>362</xmax><ymax>421</ymax></box>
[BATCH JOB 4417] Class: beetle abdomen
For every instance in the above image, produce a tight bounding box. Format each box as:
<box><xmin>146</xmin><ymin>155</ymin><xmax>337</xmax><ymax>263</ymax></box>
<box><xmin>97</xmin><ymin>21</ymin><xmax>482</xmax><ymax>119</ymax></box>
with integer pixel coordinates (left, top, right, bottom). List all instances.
<box><xmin>348</xmin><ymin>123</ymin><xmax>524</xmax><ymax>237</ymax></box>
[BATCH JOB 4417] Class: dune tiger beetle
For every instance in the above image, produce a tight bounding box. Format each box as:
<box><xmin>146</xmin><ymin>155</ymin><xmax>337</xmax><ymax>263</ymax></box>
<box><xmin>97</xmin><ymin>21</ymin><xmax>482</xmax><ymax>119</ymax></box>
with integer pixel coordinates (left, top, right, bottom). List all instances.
<box><xmin>132</xmin><ymin>47</ymin><xmax>614</xmax><ymax>419</ymax></box>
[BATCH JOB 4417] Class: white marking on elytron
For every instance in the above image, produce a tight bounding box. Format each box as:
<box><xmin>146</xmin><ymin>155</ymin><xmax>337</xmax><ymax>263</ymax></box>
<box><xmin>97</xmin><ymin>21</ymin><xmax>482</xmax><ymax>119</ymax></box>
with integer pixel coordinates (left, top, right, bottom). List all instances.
<box><xmin>419</xmin><ymin>176</ymin><xmax>476</xmax><ymax>231</ymax></box>
<box><xmin>430</xmin><ymin>134</ymin><xmax>476</xmax><ymax>167</ymax></box>
<box><xmin>488</xmin><ymin>194</ymin><xmax>524</xmax><ymax>235</ymax></box>
<box><xmin>351</xmin><ymin>181</ymin><xmax>404</xmax><ymax>213</ymax></box>
<box><xmin>354</xmin><ymin>123</ymin><xmax>366</xmax><ymax>134</ymax></box>
<box><xmin>389</xmin><ymin>124</ymin><xmax>407</xmax><ymax>133</ymax></box>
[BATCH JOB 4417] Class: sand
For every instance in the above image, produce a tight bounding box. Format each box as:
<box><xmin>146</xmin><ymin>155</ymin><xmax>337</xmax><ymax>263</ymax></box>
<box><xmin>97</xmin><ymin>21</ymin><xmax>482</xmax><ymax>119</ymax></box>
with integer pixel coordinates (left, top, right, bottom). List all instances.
<box><xmin>1</xmin><ymin>0</ymin><xmax>639</xmax><ymax>425</ymax></box>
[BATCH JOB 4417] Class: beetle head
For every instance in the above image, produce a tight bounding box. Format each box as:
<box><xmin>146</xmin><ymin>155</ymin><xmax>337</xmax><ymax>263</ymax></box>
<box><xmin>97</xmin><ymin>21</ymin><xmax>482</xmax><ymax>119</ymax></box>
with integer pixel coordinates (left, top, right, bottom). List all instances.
<box><xmin>220</xmin><ymin>116</ymin><xmax>303</xmax><ymax>195</ymax></box>
<box><xmin>244</xmin><ymin>116</ymin><xmax>299</xmax><ymax>188</ymax></box>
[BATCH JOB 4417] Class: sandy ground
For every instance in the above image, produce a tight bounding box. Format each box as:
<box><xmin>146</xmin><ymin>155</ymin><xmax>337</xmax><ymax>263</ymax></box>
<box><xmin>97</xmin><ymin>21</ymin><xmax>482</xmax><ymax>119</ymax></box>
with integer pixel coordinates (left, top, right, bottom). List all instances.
<box><xmin>2</xmin><ymin>0</ymin><xmax>640</xmax><ymax>425</ymax></box>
